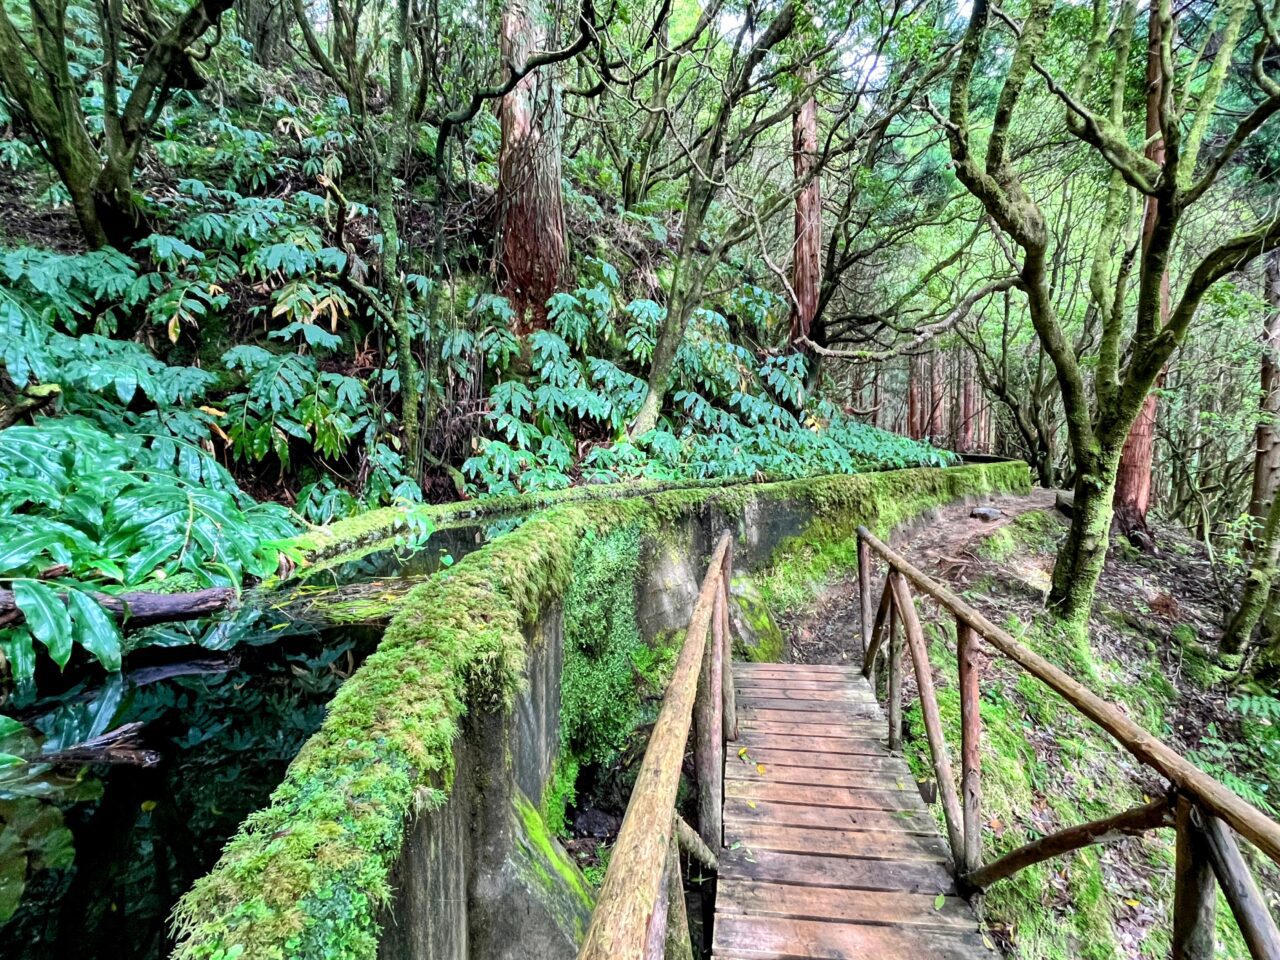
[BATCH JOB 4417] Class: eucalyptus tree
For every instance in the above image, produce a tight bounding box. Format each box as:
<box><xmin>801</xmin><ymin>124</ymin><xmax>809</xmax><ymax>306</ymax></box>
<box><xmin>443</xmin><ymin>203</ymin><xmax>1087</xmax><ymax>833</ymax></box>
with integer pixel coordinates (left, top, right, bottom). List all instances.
<box><xmin>0</xmin><ymin>0</ymin><xmax>233</xmax><ymax>247</ymax></box>
<box><xmin>944</xmin><ymin>0</ymin><xmax>1280</xmax><ymax>626</ymax></box>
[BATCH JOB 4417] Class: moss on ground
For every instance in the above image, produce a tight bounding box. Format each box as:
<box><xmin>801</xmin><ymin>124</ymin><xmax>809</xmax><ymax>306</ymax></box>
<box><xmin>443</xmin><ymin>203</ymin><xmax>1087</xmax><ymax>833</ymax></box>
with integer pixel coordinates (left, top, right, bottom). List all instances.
<box><xmin>171</xmin><ymin>461</ymin><xmax>1027</xmax><ymax>960</ymax></box>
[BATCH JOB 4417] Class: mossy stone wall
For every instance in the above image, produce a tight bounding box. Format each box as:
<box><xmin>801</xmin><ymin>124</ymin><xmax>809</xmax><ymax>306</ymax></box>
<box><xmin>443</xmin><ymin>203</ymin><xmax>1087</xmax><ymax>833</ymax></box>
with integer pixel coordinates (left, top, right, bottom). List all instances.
<box><xmin>172</xmin><ymin>461</ymin><xmax>1029</xmax><ymax>960</ymax></box>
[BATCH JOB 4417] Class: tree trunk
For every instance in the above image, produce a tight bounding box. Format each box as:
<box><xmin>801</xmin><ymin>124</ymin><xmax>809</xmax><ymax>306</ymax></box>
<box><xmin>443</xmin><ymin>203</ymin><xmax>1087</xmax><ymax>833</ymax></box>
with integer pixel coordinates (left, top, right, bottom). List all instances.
<box><xmin>872</xmin><ymin>364</ymin><xmax>882</xmax><ymax>429</ymax></box>
<box><xmin>375</xmin><ymin>0</ymin><xmax>420</xmax><ymax>464</ymax></box>
<box><xmin>1249</xmin><ymin>250</ymin><xmax>1280</xmax><ymax>523</ymax></box>
<box><xmin>789</xmin><ymin>85</ymin><xmax>821</xmax><ymax>349</ymax></box>
<box><xmin>1112</xmin><ymin>3</ymin><xmax>1169</xmax><ymax>547</ymax></box>
<box><xmin>1222</xmin><ymin>486</ymin><xmax>1280</xmax><ymax>653</ymax></box>
<box><xmin>1048</xmin><ymin>450</ymin><xmax>1121</xmax><ymax>627</ymax></box>
<box><xmin>496</xmin><ymin>0</ymin><xmax>567</xmax><ymax>334</ymax></box>
<box><xmin>960</xmin><ymin>354</ymin><xmax>976</xmax><ymax>453</ymax></box>
<box><xmin>235</xmin><ymin>0</ymin><xmax>284</xmax><ymax>65</ymax></box>
<box><xmin>928</xmin><ymin>349</ymin><xmax>945</xmax><ymax>440</ymax></box>
<box><xmin>908</xmin><ymin>354</ymin><xmax>925</xmax><ymax>440</ymax></box>
<box><xmin>91</xmin><ymin>153</ymin><xmax>150</xmax><ymax>250</ymax></box>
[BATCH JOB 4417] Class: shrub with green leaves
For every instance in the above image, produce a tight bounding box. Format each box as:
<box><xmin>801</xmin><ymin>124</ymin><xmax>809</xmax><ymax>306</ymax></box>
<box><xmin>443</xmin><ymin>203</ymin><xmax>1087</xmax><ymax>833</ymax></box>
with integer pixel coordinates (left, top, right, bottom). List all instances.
<box><xmin>0</xmin><ymin>418</ymin><xmax>297</xmax><ymax>693</ymax></box>
<box><xmin>461</xmin><ymin>267</ymin><xmax>953</xmax><ymax>495</ymax></box>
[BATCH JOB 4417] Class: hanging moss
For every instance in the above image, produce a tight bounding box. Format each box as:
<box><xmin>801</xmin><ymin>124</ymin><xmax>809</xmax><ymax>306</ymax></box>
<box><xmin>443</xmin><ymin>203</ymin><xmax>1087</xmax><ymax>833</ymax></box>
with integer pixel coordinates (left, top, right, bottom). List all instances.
<box><xmin>171</xmin><ymin>461</ymin><xmax>1028</xmax><ymax>960</ymax></box>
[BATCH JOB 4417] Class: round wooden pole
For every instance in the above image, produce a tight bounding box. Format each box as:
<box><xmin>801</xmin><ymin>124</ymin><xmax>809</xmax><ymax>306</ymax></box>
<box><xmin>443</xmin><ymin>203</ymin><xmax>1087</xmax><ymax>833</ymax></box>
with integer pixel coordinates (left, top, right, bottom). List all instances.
<box><xmin>891</xmin><ymin>572</ymin><xmax>966</xmax><ymax>866</ymax></box>
<box><xmin>958</xmin><ymin>620</ymin><xmax>982</xmax><ymax>876</ymax></box>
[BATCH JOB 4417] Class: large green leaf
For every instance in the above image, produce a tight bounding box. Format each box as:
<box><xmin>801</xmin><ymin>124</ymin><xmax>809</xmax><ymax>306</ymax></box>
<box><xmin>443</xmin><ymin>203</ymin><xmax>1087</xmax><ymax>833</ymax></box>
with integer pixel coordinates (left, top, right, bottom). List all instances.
<box><xmin>67</xmin><ymin>591</ymin><xmax>121</xmax><ymax>672</ymax></box>
<box><xmin>13</xmin><ymin>581</ymin><xmax>72</xmax><ymax>668</ymax></box>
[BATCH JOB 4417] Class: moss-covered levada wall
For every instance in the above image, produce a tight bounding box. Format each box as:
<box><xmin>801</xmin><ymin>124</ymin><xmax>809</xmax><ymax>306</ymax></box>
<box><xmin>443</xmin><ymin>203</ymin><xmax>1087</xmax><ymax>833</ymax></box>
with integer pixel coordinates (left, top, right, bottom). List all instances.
<box><xmin>170</xmin><ymin>461</ymin><xmax>1029</xmax><ymax>960</ymax></box>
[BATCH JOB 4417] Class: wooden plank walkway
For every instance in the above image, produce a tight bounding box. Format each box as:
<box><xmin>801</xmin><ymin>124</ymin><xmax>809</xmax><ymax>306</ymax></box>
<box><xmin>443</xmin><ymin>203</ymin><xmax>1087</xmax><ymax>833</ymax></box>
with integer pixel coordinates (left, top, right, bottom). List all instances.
<box><xmin>713</xmin><ymin>662</ymin><xmax>996</xmax><ymax>960</ymax></box>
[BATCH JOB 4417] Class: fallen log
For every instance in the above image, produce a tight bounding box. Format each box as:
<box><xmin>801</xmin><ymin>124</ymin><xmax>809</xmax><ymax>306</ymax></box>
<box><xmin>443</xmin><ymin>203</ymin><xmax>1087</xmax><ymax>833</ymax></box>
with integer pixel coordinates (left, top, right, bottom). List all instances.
<box><xmin>0</xmin><ymin>587</ymin><xmax>236</xmax><ymax>630</ymax></box>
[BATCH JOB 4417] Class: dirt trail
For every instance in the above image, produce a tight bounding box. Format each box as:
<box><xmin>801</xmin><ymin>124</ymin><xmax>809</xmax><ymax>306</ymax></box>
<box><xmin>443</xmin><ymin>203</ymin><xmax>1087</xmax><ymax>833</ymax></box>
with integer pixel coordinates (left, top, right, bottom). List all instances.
<box><xmin>782</xmin><ymin>488</ymin><xmax>1057</xmax><ymax>665</ymax></box>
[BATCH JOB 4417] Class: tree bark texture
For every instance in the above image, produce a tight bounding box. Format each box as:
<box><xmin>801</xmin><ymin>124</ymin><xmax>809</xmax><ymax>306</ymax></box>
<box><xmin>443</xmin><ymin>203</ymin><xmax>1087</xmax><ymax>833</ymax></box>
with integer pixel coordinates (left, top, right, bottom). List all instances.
<box><xmin>497</xmin><ymin>0</ymin><xmax>567</xmax><ymax>334</ymax></box>
<box><xmin>928</xmin><ymin>349</ymin><xmax>945</xmax><ymax>440</ymax></box>
<box><xmin>1222</xmin><ymin>484</ymin><xmax>1280</xmax><ymax>653</ymax></box>
<box><xmin>1112</xmin><ymin>3</ymin><xmax>1170</xmax><ymax>544</ymax></box>
<box><xmin>908</xmin><ymin>353</ymin><xmax>925</xmax><ymax>440</ymax></box>
<box><xmin>789</xmin><ymin>89</ymin><xmax>821</xmax><ymax>348</ymax></box>
<box><xmin>1250</xmin><ymin>250</ymin><xmax>1280</xmax><ymax>522</ymax></box>
<box><xmin>1049</xmin><ymin>451</ymin><xmax>1121</xmax><ymax>626</ymax></box>
<box><xmin>960</xmin><ymin>353</ymin><xmax>976</xmax><ymax>453</ymax></box>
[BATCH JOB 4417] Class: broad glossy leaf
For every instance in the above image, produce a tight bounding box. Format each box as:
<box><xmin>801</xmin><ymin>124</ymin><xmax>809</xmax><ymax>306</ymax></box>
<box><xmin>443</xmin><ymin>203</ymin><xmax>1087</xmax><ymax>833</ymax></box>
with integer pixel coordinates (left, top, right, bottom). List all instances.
<box><xmin>67</xmin><ymin>591</ymin><xmax>121</xmax><ymax>672</ymax></box>
<box><xmin>13</xmin><ymin>580</ymin><xmax>72</xmax><ymax>668</ymax></box>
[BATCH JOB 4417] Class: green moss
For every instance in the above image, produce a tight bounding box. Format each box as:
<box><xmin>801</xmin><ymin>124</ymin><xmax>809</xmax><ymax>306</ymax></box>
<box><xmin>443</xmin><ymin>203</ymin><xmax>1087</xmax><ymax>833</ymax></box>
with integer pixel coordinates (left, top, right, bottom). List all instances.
<box><xmin>730</xmin><ymin>578</ymin><xmax>784</xmax><ymax>662</ymax></box>
<box><xmin>514</xmin><ymin>790</ymin><xmax>594</xmax><ymax>911</ymax></box>
<box><xmin>1171</xmin><ymin>623</ymin><xmax>1237</xmax><ymax>688</ymax></box>
<box><xmin>979</xmin><ymin>527</ymin><xmax>1018</xmax><ymax>562</ymax></box>
<box><xmin>756</xmin><ymin>461</ymin><xmax>1032</xmax><ymax>613</ymax></box>
<box><xmin>560</xmin><ymin>525</ymin><xmax>648</xmax><ymax>770</ymax></box>
<box><xmin>172</xmin><ymin>462</ymin><xmax>1029</xmax><ymax>960</ymax></box>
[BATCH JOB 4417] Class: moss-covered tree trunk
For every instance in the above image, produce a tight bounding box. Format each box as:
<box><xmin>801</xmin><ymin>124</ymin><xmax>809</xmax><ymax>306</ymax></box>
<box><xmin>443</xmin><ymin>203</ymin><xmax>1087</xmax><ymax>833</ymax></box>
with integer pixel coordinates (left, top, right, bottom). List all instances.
<box><xmin>1111</xmin><ymin>3</ymin><xmax>1169</xmax><ymax>546</ymax></box>
<box><xmin>1223</xmin><ymin>481</ymin><xmax>1280</xmax><ymax>653</ymax></box>
<box><xmin>375</xmin><ymin>0</ymin><xmax>420</xmax><ymax>464</ymax></box>
<box><xmin>496</xmin><ymin>0</ymin><xmax>567</xmax><ymax>334</ymax></box>
<box><xmin>1049</xmin><ymin>447</ymin><xmax>1121</xmax><ymax>626</ymax></box>
<box><xmin>0</xmin><ymin>0</ymin><xmax>232</xmax><ymax>249</ymax></box>
<box><xmin>1250</xmin><ymin>250</ymin><xmax>1280</xmax><ymax>523</ymax></box>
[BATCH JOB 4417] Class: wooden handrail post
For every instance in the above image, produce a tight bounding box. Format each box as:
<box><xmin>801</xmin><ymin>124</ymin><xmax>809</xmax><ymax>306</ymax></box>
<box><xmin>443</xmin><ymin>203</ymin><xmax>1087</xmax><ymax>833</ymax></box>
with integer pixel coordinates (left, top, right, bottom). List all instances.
<box><xmin>958</xmin><ymin>620</ymin><xmax>982</xmax><ymax>876</ymax></box>
<box><xmin>856</xmin><ymin>525</ymin><xmax>1280</xmax><ymax>865</ymax></box>
<box><xmin>579</xmin><ymin>533</ymin><xmax>730</xmax><ymax>959</ymax></box>
<box><xmin>695</xmin><ymin>573</ymin><xmax>725</xmax><ymax>852</ymax></box>
<box><xmin>720</xmin><ymin>544</ymin><xmax>738</xmax><ymax>743</ymax></box>
<box><xmin>858</xmin><ymin>534</ymin><xmax>872</xmax><ymax>656</ymax></box>
<box><xmin>863</xmin><ymin>582</ymin><xmax>892</xmax><ymax>689</ymax></box>
<box><xmin>887</xmin><ymin>579</ymin><xmax>902</xmax><ymax>754</ymax></box>
<box><xmin>664</xmin><ymin>831</ymin><xmax>694</xmax><ymax>960</ymax></box>
<box><xmin>891</xmin><ymin>572</ymin><xmax>966</xmax><ymax>867</ymax></box>
<box><xmin>1173</xmin><ymin>795</ymin><xmax>1217</xmax><ymax>960</ymax></box>
<box><xmin>1200</xmin><ymin>811</ymin><xmax>1280</xmax><ymax>960</ymax></box>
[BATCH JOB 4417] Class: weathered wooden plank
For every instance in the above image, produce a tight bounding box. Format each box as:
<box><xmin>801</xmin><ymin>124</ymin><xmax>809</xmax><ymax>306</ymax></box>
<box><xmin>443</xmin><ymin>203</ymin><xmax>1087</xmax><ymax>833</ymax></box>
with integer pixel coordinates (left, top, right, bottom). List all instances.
<box><xmin>726</xmin><ymin>761</ymin><xmax>897</xmax><ymax>786</ymax></box>
<box><xmin>736</xmin><ymin>706</ymin><xmax>869</xmax><ymax>725</ymax></box>
<box><xmin>738</xmin><ymin>687</ymin><xmax>868</xmax><ymax>702</ymax></box>
<box><xmin>735</xmin><ymin>731</ymin><xmax>889</xmax><ymax>755</ymax></box>
<box><xmin>737</xmin><ymin>718</ymin><xmax>885</xmax><ymax>738</ymax></box>
<box><xmin>725</xmin><ymin>822</ymin><xmax>950</xmax><ymax>861</ymax></box>
<box><xmin>712</xmin><ymin>914</ymin><xmax>995</xmax><ymax>959</ymax></box>
<box><xmin>712</xmin><ymin>658</ymin><xmax>994</xmax><ymax>960</ymax></box>
<box><xmin>725</xmin><ymin>777</ymin><xmax>927</xmax><ymax>812</ymax></box>
<box><xmin>725</xmin><ymin>747</ymin><xmax>892</xmax><ymax>770</ymax></box>
<box><xmin>717</xmin><ymin>880</ymin><xmax>979</xmax><ymax>929</ymax></box>
<box><xmin>734</xmin><ymin>663</ymin><xmax>853</xmax><ymax>676</ymax></box>
<box><xmin>737</xmin><ymin>701</ymin><xmax>875</xmax><ymax>716</ymax></box>
<box><xmin>723</xmin><ymin>797</ymin><xmax>937</xmax><ymax>834</ymax></box>
<box><xmin>735</xmin><ymin>678</ymin><xmax>866</xmax><ymax>691</ymax></box>
<box><xmin>717</xmin><ymin>847</ymin><xmax>956</xmax><ymax>895</ymax></box>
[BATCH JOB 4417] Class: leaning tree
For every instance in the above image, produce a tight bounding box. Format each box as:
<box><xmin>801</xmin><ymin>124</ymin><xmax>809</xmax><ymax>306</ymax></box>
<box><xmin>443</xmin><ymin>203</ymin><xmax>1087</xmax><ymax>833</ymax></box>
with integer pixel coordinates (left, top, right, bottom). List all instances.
<box><xmin>945</xmin><ymin>0</ymin><xmax>1280</xmax><ymax>626</ymax></box>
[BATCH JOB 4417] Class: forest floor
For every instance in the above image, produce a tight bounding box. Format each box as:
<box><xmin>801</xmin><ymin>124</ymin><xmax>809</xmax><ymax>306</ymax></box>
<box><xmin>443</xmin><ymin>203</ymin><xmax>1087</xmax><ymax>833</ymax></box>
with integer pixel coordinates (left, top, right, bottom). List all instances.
<box><xmin>776</xmin><ymin>490</ymin><xmax>1274</xmax><ymax>960</ymax></box>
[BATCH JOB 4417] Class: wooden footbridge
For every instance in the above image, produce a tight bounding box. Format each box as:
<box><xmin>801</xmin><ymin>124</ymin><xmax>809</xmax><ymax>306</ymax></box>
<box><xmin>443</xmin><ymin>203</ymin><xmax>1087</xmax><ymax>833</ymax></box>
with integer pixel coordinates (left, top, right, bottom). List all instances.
<box><xmin>577</xmin><ymin>530</ymin><xmax>1280</xmax><ymax>960</ymax></box>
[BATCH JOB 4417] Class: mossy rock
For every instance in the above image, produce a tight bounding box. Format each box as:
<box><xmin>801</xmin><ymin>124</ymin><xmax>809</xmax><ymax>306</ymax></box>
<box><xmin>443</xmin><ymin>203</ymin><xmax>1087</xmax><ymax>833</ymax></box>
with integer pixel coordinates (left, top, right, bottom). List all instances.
<box><xmin>730</xmin><ymin>577</ymin><xmax>786</xmax><ymax>662</ymax></box>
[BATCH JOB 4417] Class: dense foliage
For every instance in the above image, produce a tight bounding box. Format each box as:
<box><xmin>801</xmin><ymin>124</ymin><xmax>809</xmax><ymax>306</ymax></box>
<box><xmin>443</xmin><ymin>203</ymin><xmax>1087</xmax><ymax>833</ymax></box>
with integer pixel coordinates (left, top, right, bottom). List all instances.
<box><xmin>0</xmin><ymin>0</ymin><xmax>1279</xmax><ymax>952</ymax></box>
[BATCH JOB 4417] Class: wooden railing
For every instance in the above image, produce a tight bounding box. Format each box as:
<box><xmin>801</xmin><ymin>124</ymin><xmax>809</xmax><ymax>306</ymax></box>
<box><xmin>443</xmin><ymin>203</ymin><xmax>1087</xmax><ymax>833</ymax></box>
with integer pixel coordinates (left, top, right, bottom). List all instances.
<box><xmin>578</xmin><ymin>531</ymin><xmax>736</xmax><ymax>960</ymax></box>
<box><xmin>856</xmin><ymin>525</ymin><xmax>1280</xmax><ymax>960</ymax></box>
